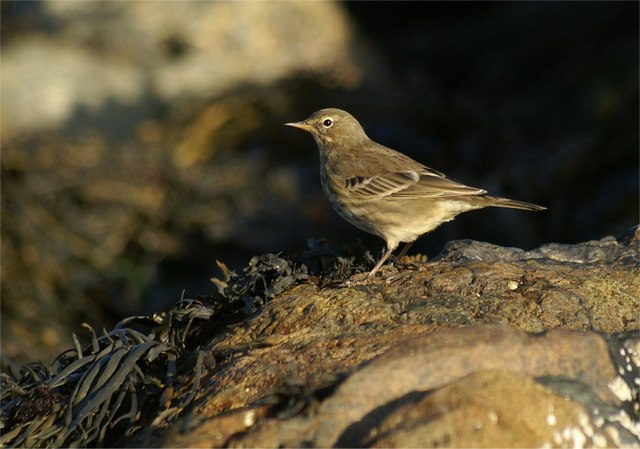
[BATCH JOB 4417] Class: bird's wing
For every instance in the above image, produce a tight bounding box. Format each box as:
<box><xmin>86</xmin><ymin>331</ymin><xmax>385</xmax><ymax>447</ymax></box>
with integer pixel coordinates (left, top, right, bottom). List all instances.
<box><xmin>335</xmin><ymin>153</ymin><xmax>486</xmax><ymax>200</ymax></box>
<box><xmin>397</xmin><ymin>167</ymin><xmax>487</xmax><ymax>198</ymax></box>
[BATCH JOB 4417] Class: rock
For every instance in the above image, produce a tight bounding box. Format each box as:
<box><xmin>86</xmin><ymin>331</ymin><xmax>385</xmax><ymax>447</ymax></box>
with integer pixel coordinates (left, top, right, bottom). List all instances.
<box><xmin>311</xmin><ymin>326</ymin><xmax>626</xmax><ymax>447</ymax></box>
<box><xmin>356</xmin><ymin>371</ymin><xmax>618</xmax><ymax>448</ymax></box>
<box><xmin>2</xmin><ymin>2</ymin><xmax>635</xmax><ymax>371</ymax></box>
<box><xmin>0</xmin><ymin>2</ymin><xmax>637</xmax><ymax>444</ymax></box>
<box><xmin>2</xmin><ymin>229</ymin><xmax>638</xmax><ymax>448</ymax></box>
<box><xmin>159</xmin><ymin>229</ymin><xmax>638</xmax><ymax>448</ymax></box>
<box><xmin>182</xmin><ymin>327</ymin><xmax>640</xmax><ymax>448</ymax></box>
<box><xmin>435</xmin><ymin>227</ymin><xmax>638</xmax><ymax>265</ymax></box>
<box><xmin>1</xmin><ymin>1</ymin><xmax>363</xmax><ymax>139</ymax></box>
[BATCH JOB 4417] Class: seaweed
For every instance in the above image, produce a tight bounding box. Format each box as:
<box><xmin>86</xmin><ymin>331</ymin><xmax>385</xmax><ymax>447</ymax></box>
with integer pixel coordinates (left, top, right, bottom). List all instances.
<box><xmin>0</xmin><ymin>298</ymin><xmax>219</xmax><ymax>448</ymax></box>
<box><xmin>0</xmin><ymin>239</ymin><xmax>372</xmax><ymax>447</ymax></box>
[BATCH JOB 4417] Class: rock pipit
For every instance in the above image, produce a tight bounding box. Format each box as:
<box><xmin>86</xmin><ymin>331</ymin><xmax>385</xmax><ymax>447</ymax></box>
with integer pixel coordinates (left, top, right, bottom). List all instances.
<box><xmin>286</xmin><ymin>108</ymin><xmax>545</xmax><ymax>280</ymax></box>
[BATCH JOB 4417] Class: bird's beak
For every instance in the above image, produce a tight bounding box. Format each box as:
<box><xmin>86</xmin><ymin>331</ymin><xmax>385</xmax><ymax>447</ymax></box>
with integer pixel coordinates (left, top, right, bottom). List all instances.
<box><xmin>285</xmin><ymin>121</ymin><xmax>311</xmax><ymax>131</ymax></box>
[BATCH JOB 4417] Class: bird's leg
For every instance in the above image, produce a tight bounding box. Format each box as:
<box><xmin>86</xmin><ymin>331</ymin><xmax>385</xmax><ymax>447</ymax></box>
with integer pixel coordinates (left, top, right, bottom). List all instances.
<box><xmin>393</xmin><ymin>241</ymin><xmax>426</xmax><ymax>274</ymax></box>
<box><xmin>396</xmin><ymin>241</ymin><xmax>414</xmax><ymax>261</ymax></box>
<box><xmin>366</xmin><ymin>245</ymin><xmax>397</xmax><ymax>279</ymax></box>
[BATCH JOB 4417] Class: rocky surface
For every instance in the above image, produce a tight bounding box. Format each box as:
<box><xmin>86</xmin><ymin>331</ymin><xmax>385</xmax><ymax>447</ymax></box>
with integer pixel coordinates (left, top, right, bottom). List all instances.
<box><xmin>2</xmin><ymin>4</ymin><xmax>637</xmax><ymax>446</ymax></box>
<box><xmin>155</xmin><ymin>229</ymin><xmax>639</xmax><ymax>448</ymax></box>
<box><xmin>1</xmin><ymin>1</ymin><xmax>637</xmax><ymax>412</ymax></box>
<box><xmin>1</xmin><ymin>228</ymin><xmax>638</xmax><ymax>447</ymax></box>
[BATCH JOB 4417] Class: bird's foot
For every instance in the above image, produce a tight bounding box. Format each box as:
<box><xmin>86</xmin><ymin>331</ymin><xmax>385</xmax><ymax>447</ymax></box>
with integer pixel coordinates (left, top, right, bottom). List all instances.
<box><xmin>339</xmin><ymin>271</ymin><xmax>406</xmax><ymax>286</ymax></box>
<box><xmin>338</xmin><ymin>272</ymin><xmax>371</xmax><ymax>287</ymax></box>
<box><xmin>331</xmin><ymin>256</ymin><xmax>426</xmax><ymax>287</ymax></box>
<box><xmin>338</xmin><ymin>265</ymin><xmax>409</xmax><ymax>287</ymax></box>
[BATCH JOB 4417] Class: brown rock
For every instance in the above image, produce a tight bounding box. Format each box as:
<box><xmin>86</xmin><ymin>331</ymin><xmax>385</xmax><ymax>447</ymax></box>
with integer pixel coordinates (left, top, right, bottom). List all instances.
<box><xmin>365</xmin><ymin>371</ymin><xmax>617</xmax><ymax>448</ymax></box>
<box><xmin>312</xmin><ymin>326</ymin><xmax>619</xmax><ymax>447</ymax></box>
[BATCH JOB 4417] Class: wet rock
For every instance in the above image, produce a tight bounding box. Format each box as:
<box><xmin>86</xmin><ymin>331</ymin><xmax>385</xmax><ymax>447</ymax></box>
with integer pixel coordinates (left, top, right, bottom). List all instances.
<box><xmin>178</xmin><ymin>327</ymin><xmax>639</xmax><ymax>448</ymax></box>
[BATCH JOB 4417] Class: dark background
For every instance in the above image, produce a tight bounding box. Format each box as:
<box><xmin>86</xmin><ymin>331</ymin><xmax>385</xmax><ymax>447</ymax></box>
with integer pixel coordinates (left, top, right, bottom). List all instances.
<box><xmin>2</xmin><ymin>1</ymin><xmax>638</xmax><ymax>365</ymax></box>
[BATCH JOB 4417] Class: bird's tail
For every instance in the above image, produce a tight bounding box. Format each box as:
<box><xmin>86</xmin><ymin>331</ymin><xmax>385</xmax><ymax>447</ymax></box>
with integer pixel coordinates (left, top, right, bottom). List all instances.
<box><xmin>486</xmin><ymin>196</ymin><xmax>546</xmax><ymax>211</ymax></box>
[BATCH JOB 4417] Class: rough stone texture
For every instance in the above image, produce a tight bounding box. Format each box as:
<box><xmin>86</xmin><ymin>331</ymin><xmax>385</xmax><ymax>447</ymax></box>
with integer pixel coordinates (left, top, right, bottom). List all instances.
<box><xmin>1</xmin><ymin>5</ymin><xmax>637</xmax><ymax>445</ymax></box>
<box><xmin>2</xmin><ymin>230</ymin><xmax>637</xmax><ymax>448</ymax></box>
<box><xmin>152</xmin><ymin>229</ymin><xmax>639</xmax><ymax>448</ymax></box>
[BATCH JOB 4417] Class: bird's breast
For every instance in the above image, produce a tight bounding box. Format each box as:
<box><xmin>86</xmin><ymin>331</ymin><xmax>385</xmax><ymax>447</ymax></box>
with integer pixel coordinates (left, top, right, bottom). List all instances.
<box><xmin>319</xmin><ymin>163</ymin><xmax>385</xmax><ymax>238</ymax></box>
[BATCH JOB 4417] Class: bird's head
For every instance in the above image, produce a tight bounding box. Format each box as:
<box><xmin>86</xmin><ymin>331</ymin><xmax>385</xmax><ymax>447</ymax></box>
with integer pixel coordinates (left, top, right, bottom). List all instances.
<box><xmin>285</xmin><ymin>108</ymin><xmax>369</xmax><ymax>150</ymax></box>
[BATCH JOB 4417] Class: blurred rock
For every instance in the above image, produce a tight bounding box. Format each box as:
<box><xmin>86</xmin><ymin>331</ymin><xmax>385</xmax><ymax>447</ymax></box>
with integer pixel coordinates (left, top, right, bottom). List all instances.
<box><xmin>0</xmin><ymin>0</ymin><xmax>371</xmax><ymax>365</ymax></box>
<box><xmin>1</xmin><ymin>1</ymin><xmax>363</xmax><ymax>139</ymax></box>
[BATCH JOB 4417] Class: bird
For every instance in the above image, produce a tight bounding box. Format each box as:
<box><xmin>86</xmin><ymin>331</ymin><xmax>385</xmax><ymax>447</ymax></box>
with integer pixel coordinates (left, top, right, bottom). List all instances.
<box><xmin>285</xmin><ymin>108</ymin><xmax>545</xmax><ymax>281</ymax></box>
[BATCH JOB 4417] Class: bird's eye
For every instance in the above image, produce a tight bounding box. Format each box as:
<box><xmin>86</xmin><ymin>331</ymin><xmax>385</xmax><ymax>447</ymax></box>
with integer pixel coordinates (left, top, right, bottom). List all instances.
<box><xmin>322</xmin><ymin>118</ymin><xmax>333</xmax><ymax>128</ymax></box>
